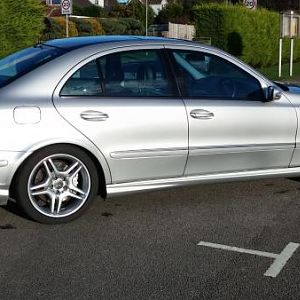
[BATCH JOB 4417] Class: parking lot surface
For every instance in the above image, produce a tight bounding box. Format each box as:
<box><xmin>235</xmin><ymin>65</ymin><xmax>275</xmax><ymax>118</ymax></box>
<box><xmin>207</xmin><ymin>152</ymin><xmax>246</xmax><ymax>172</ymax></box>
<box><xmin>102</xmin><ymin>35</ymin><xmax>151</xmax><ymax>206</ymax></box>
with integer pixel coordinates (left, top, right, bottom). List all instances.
<box><xmin>0</xmin><ymin>178</ymin><xmax>300</xmax><ymax>299</ymax></box>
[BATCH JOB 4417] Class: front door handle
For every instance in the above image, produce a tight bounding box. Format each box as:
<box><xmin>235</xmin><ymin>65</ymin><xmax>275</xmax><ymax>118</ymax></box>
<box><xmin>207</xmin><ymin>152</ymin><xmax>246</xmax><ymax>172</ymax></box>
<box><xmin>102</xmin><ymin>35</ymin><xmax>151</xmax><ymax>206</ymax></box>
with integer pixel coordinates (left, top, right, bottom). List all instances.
<box><xmin>80</xmin><ymin>110</ymin><xmax>109</xmax><ymax>121</ymax></box>
<box><xmin>190</xmin><ymin>109</ymin><xmax>214</xmax><ymax>120</ymax></box>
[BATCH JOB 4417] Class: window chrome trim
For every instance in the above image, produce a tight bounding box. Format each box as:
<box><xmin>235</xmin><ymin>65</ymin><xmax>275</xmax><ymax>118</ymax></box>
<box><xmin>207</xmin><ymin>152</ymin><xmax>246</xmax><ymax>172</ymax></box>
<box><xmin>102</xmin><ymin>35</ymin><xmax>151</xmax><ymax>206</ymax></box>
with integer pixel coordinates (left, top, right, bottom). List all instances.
<box><xmin>163</xmin><ymin>44</ymin><xmax>271</xmax><ymax>90</ymax></box>
<box><xmin>57</xmin><ymin>46</ymin><xmax>179</xmax><ymax>99</ymax></box>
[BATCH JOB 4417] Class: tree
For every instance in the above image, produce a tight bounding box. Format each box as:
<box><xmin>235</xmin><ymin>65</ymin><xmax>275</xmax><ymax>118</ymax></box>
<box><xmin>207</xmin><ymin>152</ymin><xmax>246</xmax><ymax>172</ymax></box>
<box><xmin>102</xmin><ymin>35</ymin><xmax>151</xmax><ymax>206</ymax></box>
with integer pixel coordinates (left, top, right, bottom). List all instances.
<box><xmin>127</xmin><ymin>0</ymin><xmax>155</xmax><ymax>26</ymax></box>
<box><xmin>0</xmin><ymin>0</ymin><xmax>44</xmax><ymax>58</ymax></box>
<box><xmin>109</xmin><ymin>4</ymin><xmax>132</xmax><ymax>18</ymax></box>
<box><xmin>155</xmin><ymin>3</ymin><xmax>190</xmax><ymax>24</ymax></box>
<box><xmin>73</xmin><ymin>4</ymin><xmax>107</xmax><ymax>17</ymax></box>
<box><xmin>259</xmin><ymin>0</ymin><xmax>300</xmax><ymax>11</ymax></box>
<box><xmin>101</xmin><ymin>17</ymin><xmax>145</xmax><ymax>35</ymax></box>
<box><xmin>109</xmin><ymin>1</ymin><xmax>155</xmax><ymax>27</ymax></box>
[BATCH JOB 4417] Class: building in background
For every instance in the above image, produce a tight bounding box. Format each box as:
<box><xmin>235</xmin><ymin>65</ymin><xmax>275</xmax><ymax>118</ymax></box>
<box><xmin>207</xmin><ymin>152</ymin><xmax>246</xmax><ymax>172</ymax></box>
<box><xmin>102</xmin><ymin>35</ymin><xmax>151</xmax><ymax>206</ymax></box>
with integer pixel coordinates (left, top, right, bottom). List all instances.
<box><xmin>88</xmin><ymin>0</ymin><xmax>105</xmax><ymax>7</ymax></box>
<box><xmin>126</xmin><ymin>0</ymin><xmax>168</xmax><ymax>15</ymax></box>
<box><xmin>45</xmin><ymin>0</ymin><xmax>107</xmax><ymax>7</ymax></box>
<box><xmin>148</xmin><ymin>0</ymin><xmax>167</xmax><ymax>15</ymax></box>
<box><xmin>45</xmin><ymin>0</ymin><xmax>61</xmax><ymax>4</ymax></box>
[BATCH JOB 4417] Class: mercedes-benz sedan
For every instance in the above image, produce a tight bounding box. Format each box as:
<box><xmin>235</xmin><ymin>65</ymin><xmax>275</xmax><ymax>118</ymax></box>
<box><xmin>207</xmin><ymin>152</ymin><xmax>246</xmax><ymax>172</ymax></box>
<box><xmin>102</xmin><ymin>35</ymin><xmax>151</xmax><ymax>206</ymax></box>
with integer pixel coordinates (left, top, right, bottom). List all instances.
<box><xmin>1</xmin><ymin>35</ymin><xmax>300</xmax><ymax>223</ymax></box>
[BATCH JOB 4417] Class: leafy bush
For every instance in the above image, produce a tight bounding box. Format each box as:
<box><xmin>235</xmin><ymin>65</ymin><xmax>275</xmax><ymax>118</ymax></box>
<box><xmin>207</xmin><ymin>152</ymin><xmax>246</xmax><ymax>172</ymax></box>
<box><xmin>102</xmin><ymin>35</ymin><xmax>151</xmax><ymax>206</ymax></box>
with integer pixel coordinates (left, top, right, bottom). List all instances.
<box><xmin>126</xmin><ymin>0</ymin><xmax>155</xmax><ymax>27</ymax></box>
<box><xmin>193</xmin><ymin>4</ymin><xmax>300</xmax><ymax>67</ymax></box>
<box><xmin>42</xmin><ymin>17</ymin><xmax>64</xmax><ymax>40</ymax></box>
<box><xmin>101</xmin><ymin>18</ymin><xmax>144</xmax><ymax>35</ymax></box>
<box><xmin>42</xmin><ymin>17</ymin><xmax>105</xmax><ymax>40</ymax></box>
<box><xmin>52</xmin><ymin>17</ymin><xmax>79</xmax><ymax>37</ymax></box>
<box><xmin>71</xmin><ymin>18</ymin><xmax>93</xmax><ymax>36</ymax></box>
<box><xmin>0</xmin><ymin>0</ymin><xmax>44</xmax><ymax>58</ymax></box>
<box><xmin>86</xmin><ymin>18</ymin><xmax>105</xmax><ymax>35</ymax></box>
<box><xmin>73</xmin><ymin>5</ymin><xmax>107</xmax><ymax>18</ymax></box>
<box><xmin>155</xmin><ymin>3</ymin><xmax>189</xmax><ymax>24</ymax></box>
<box><xmin>109</xmin><ymin>1</ymin><xmax>154</xmax><ymax>28</ymax></box>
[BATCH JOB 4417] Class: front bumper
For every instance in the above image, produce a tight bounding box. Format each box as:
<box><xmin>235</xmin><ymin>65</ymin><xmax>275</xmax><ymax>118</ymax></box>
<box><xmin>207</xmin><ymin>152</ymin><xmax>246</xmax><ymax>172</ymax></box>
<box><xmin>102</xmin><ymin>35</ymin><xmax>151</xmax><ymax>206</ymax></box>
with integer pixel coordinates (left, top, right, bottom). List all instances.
<box><xmin>0</xmin><ymin>188</ymin><xmax>9</xmax><ymax>205</ymax></box>
<box><xmin>0</xmin><ymin>151</ymin><xmax>27</xmax><ymax>205</ymax></box>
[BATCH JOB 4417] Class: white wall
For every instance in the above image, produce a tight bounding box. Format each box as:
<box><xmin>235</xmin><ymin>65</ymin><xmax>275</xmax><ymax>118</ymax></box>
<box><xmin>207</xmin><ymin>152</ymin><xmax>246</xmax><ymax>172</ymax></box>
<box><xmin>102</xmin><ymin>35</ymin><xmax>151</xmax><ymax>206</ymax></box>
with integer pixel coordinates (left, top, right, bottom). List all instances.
<box><xmin>150</xmin><ymin>4</ymin><xmax>162</xmax><ymax>15</ymax></box>
<box><xmin>150</xmin><ymin>0</ymin><xmax>167</xmax><ymax>16</ymax></box>
<box><xmin>167</xmin><ymin>22</ymin><xmax>195</xmax><ymax>41</ymax></box>
<box><xmin>45</xmin><ymin>0</ymin><xmax>61</xmax><ymax>4</ymax></box>
<box><xmin>88</xmin><ymin>0</ymin><xmax>105</xmax><ymax>7</ymax></box>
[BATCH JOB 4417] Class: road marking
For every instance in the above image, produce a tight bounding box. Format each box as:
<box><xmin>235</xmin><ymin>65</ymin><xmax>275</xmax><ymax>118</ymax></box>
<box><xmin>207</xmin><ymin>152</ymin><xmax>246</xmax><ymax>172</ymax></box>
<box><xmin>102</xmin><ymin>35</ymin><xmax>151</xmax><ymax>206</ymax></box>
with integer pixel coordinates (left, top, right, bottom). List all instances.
<box><xmin>198</xmin><ymin>241</ymin><xmax>278</xmax><ymax>258</ymax></box>
<box><xmin>264</xmin><ymin>242</ymin><xmax>299</xmax><ymax>278</ymax></box>
<box><xmin>197</xmin><ymin>241</ymin><xmax>299</xmax><ymax>278</ymax></box>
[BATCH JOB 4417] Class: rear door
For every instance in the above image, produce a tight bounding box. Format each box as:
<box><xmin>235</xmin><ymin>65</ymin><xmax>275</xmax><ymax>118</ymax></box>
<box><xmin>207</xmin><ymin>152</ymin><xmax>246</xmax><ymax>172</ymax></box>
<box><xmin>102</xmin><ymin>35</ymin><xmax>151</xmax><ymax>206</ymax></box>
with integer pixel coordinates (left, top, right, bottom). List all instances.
<box><xmin>53</xmin><ymin>46</ymin><xmax>188</xmax><ymax>183</ymax></box>
<box><xmin>167</xmin><ymin>46</ymin><xmax>297</xmax><ymax>176</ymax></box>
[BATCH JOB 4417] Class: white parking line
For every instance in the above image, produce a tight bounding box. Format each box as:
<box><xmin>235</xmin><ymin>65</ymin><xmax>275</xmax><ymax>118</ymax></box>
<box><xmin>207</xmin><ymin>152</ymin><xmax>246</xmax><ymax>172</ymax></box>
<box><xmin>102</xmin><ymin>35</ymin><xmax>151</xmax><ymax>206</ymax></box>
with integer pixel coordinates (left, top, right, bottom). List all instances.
<box><xmin>264</xmin><ymin>242</ymin><xmax>299</xmax><ymax>278</ymax></box>
<box><xmin>197</xmin><ymin>241</ymin><xmax>299</xmax><ymax>278</ymax></box>
<box><xmin>198</xmin><ymin>241</ymin><xmax>278</xmax><ymax>258</ymax></box>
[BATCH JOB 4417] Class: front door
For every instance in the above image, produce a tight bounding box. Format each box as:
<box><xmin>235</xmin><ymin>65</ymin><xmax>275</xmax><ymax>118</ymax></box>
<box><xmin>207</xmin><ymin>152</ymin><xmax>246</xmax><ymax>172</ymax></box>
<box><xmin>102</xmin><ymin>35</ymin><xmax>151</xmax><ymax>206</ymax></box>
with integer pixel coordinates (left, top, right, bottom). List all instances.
<box><xmin>168</xmin><ymin>48</ymin><xmax>297</xmax><ymax>176</ymax></box>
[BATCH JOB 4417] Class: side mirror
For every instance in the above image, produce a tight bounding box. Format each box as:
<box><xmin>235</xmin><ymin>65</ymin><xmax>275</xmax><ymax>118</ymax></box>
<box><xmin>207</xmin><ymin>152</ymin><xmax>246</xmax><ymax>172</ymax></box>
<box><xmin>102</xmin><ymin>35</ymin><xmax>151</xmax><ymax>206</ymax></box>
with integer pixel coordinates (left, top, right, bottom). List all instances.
<box><xmin>264</xmin><ymin>86</ymin><xmax>282</xmax><ymax>102</ymax></box>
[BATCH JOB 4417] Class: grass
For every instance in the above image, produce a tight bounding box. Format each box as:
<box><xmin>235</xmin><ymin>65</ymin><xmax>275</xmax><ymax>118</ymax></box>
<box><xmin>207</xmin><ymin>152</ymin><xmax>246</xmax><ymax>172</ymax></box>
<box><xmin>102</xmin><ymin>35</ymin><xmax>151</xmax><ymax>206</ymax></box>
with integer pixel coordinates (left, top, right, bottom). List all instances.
<box><xmin>257</xmin><ymin>62</ymin><xmax>300</xmax><ymax>82</ymax></box>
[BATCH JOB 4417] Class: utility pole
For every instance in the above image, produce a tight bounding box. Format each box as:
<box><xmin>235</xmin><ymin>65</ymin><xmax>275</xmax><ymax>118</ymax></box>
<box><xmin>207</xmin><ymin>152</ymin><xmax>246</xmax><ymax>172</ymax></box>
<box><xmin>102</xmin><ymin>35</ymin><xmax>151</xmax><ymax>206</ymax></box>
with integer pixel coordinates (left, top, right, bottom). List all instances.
<box><xmin>146</xmin><ymin>0</ymin><xmax>148</xmax><ymax>36</ymax></box>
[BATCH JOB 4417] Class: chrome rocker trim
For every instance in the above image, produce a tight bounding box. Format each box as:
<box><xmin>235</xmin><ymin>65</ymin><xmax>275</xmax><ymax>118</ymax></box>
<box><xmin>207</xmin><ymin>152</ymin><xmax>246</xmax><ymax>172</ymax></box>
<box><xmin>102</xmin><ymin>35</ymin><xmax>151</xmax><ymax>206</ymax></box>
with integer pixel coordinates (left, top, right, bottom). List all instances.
<box><xmin>106</xmin><ymin>166</ymin><xmax>300</xmax><ymax>197</ymax></box>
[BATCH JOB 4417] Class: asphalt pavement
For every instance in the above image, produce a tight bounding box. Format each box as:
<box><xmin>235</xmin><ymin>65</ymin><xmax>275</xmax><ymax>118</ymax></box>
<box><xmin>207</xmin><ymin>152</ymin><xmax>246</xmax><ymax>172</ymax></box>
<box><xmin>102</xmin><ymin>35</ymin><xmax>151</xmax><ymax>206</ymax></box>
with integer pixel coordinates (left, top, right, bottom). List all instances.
<box><xmin>1</xmin><ymin>178</ymin><xmax>300</xmax><ymax>299</ymax></box>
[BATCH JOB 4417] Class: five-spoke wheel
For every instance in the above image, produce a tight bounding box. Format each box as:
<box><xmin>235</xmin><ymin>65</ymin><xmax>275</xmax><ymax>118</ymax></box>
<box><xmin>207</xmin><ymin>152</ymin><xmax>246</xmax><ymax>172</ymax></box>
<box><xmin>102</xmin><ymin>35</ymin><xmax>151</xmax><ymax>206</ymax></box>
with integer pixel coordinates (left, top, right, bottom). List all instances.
<box><xmin>14</xmin><ymin>145</ymin><xmax>99</xmax><ymax>224</ymax></box>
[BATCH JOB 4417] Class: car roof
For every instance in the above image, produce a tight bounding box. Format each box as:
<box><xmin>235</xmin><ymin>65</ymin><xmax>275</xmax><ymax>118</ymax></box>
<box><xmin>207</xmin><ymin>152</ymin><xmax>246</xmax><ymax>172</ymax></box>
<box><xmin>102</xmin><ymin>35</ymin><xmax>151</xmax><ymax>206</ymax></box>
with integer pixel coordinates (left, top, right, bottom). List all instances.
<box><xmin>44</xmin><ymin>35</ymin><xmax>200</xmax><ymax>50</ymax></box>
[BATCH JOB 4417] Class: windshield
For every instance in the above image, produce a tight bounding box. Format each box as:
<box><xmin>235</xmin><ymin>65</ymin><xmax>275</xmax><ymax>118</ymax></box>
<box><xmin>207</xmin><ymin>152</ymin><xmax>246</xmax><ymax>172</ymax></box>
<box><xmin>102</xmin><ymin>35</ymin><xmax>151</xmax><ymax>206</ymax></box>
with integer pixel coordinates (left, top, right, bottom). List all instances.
<box><xmin>0</xmin><ymin>44</ymin><xmax>68</xmax><ymax>88</ymax></box>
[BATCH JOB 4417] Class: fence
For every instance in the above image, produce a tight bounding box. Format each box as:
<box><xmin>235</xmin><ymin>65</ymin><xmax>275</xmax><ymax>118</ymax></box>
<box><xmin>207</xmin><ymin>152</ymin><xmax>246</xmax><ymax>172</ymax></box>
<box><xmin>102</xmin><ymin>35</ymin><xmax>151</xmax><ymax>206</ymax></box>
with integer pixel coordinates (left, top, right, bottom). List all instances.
<box><xmin>166</xmin><ymin>22</ymin><xmax>195</xmax><ymax>41</ymax></box>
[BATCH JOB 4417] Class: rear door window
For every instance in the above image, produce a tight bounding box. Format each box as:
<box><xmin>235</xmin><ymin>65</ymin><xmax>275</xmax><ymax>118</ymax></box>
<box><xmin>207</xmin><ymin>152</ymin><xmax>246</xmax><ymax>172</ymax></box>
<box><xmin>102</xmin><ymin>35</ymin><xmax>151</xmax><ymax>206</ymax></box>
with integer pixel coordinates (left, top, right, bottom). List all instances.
<box><xmin>61</xmin><ymin>49</ymin><xmax>176</xmax><ymax>98</ymax></box>
<box><xmin>98</xmin><ymin>50</ymin><xmax>175</xmax><ymax>97</ymax></box>
<box><xmin>60</xmin><ymin>60</ymin><xmax>103</xmax><ymax>96</ymax></box>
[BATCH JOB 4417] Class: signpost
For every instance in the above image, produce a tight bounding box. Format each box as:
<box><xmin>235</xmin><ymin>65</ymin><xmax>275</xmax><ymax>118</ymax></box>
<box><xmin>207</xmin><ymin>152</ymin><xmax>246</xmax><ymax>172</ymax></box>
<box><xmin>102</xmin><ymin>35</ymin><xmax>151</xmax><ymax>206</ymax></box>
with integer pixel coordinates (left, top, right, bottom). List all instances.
<box><xmin>243</xmin><ymin>0</ymin><xmax>257</xmax><ymax>10</ymax></box>
<box><xmin>146</xmin><ymin>0</ymin><xmax>148</xmax><ymax>36</ymax></box>
<box><xmin>61</xmin><ymin>0</ymin><xmax>72</xmax><ymax>38</ymax></box>
<box><xmin>279</xmin><ymin>11</ymin><xmax>300</xmax><ymax>77</ymax></box>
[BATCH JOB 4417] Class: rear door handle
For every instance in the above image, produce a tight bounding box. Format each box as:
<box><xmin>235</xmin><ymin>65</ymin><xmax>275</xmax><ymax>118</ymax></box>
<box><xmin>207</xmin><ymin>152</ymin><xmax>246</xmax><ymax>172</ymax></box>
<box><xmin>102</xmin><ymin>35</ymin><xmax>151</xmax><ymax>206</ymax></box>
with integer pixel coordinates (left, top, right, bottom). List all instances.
<box><xmin>190</xmin><ymin>109</ymin><xmax>214</xmax><ymax>120</ymax></box>
<box><xmin>80</xmin><ymin>110</ymin><xmax>109</xmax><ymax>121</ymax></box>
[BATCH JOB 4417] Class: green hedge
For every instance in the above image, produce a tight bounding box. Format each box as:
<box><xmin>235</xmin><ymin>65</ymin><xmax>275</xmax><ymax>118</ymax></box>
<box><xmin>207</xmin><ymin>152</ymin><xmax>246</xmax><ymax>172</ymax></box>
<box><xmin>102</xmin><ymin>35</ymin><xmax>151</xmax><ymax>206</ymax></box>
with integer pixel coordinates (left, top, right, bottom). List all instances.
<box><xmin>42</xmin><ymin>17</ymin><xmax>105</xmax><ymax>40</ymax></box>
<box><xmin>100</xmin><ymin>18</ymin><xmax>145</xmax><ymax>35</ymax></box>
<box><xmin>71</xmin><ymin>18</ymin><xmax>105</xmax><ymax>36</ymax></box>
<box><xmin>193</xmin><ymin>4</ymin><xmax>300</xmax><ymax>68</ymax></box>
<box><xmin>0</xmin><ymin>0</ymin><xmax>44</xmax><ymax>58</ymax></box>
<box><xmin>42</xmin><ymin>17</ymin><xmax>144</xmax><ymax>41</ymax></box>
<box><xmin>42</xmin><ymin>17</ymin><xmax>64</xmax><ymax>40</ymax></box>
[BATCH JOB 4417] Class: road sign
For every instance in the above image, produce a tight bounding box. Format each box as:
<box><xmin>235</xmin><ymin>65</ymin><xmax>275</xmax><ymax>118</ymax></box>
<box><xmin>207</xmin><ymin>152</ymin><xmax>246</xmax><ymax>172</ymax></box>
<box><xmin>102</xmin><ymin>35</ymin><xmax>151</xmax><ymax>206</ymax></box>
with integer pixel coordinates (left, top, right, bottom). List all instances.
<box><xmin>244</xmin><ymin>0</ymin><xmax>257</xmax><ymax>10</ymax></box>
<box><xmin>61</xmin><ymin>0</ymin><xmax>72</xmax><ymax>15</ymax></box>
<box><xmin>280</xmin><ymin>11</ymin><xmax>300</xmax><ymax>38</ymax></box>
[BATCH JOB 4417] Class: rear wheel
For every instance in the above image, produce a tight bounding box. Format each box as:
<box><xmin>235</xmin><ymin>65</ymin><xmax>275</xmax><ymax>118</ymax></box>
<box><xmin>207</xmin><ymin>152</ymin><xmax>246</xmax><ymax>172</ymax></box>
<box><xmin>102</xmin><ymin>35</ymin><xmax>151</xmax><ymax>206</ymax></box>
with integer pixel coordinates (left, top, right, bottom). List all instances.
<box><xmin>14</xmin><ymin>145</ymin><xmax>99</xmax><ymax>224</ymax></box>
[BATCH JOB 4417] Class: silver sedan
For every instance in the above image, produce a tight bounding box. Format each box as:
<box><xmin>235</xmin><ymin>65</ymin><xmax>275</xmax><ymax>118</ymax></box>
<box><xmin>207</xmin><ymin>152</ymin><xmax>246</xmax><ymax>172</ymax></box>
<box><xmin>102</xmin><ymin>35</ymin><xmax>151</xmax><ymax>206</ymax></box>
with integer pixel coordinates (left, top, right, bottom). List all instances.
<box><xmin>0</xmin><ymin>36</ymin><xmax>299</xmax><ymax>223</ymax></box>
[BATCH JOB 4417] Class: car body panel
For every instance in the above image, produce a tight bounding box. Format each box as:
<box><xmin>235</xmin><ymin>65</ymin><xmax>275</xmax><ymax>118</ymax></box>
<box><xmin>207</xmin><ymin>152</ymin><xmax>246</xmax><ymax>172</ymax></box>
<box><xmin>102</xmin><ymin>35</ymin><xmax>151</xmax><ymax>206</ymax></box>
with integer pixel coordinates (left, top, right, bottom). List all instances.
<box><xmin>164</xmin><ymin>44</ymin><xmax>297</xmax><ymax>175</ymax></box>
<box><xmin>184</xmin><ymin>98</ymin><xmax>297</xmax><ymax>175</ymax></box>
<box><xmin>53</xmin><ymin>97</ymin><xmax>188</xmax><ymax>183</ymax></box>
<box><xmin>0</xmin><ymin>36</ymin><xmax>300</xmax><ymax>206</ymax></box>
<box><xmin>53</xmin><ymin>45</ymin><xmax>188</xmax><ymax>183</ymax></box>
<box><xmin>106</xmin><ymin>165</ymin><xmax>300</xmax><ymax>197</ymax></box>
<box><xmin>283</xmin><ymin>92</ymin><xmax>300</xmax><ymax>167</ymax></box>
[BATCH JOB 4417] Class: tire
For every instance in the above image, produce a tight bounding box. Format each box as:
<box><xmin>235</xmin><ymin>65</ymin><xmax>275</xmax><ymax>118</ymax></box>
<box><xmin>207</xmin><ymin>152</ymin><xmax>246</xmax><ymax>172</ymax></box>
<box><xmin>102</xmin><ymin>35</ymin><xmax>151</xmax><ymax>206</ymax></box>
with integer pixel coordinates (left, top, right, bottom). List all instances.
<box><xmin>14</xmin><ymin>145</ymin><xmax>99</xmax><ymax>224</ymax></box>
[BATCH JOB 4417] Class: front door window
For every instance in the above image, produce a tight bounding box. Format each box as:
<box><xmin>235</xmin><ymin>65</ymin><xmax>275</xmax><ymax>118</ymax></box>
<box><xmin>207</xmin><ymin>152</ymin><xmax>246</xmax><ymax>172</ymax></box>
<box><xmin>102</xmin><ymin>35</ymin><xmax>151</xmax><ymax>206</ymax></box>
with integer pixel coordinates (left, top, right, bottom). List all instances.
<box><xmin>171</xmin><ymin>50</ymin><xmax>264</xmax><ymax>101</ymax></box>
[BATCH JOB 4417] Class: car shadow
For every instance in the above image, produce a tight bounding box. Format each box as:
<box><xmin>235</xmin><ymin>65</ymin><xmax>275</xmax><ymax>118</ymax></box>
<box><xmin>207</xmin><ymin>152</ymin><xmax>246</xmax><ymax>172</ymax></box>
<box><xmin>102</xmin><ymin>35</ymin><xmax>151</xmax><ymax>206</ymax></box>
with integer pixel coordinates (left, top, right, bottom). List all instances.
<box><xmin>2</xmin><ymin>199</ymin><xmax>31</xmax><ymax>221</ymax></box>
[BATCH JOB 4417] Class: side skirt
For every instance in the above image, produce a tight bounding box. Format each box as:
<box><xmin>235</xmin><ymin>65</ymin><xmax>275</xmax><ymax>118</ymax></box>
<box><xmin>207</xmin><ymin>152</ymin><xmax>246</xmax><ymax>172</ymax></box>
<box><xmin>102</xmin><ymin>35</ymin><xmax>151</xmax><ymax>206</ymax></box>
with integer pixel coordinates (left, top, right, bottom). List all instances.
<box><xmin>106</xmin><ymin>167</ymin><xmax>300</xmax><ymax>197</ymax></box>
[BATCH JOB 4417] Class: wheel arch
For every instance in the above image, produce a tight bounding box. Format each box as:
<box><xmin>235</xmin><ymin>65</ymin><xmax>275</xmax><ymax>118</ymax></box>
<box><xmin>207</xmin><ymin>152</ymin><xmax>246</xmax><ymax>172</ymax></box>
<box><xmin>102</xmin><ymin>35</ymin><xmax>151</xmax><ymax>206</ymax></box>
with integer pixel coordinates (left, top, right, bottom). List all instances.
<box><xmin>9</xmin><ymin>142</ymin><xmax>108</xmax><ymax>200</ymax></box>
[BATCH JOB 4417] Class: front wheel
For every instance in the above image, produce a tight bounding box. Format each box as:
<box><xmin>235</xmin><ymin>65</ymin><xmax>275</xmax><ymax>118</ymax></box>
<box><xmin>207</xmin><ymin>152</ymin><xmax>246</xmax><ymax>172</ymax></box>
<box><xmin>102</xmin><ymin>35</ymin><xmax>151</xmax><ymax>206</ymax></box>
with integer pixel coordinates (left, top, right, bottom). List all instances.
<box><xmin>14</xmin><ymin>145</ymin><xmax>99</xmax><ymax>224</ymax></box>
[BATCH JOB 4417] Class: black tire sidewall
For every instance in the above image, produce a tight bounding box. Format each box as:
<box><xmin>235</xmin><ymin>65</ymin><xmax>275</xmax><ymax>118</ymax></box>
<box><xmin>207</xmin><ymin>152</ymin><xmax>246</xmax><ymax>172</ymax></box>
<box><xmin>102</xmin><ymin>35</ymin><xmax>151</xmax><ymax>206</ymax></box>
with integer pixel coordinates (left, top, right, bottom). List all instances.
<box><xmin>14</xmin><ymin>145</ymin><xmax>99</xmax><ymax>224</ymax></box>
